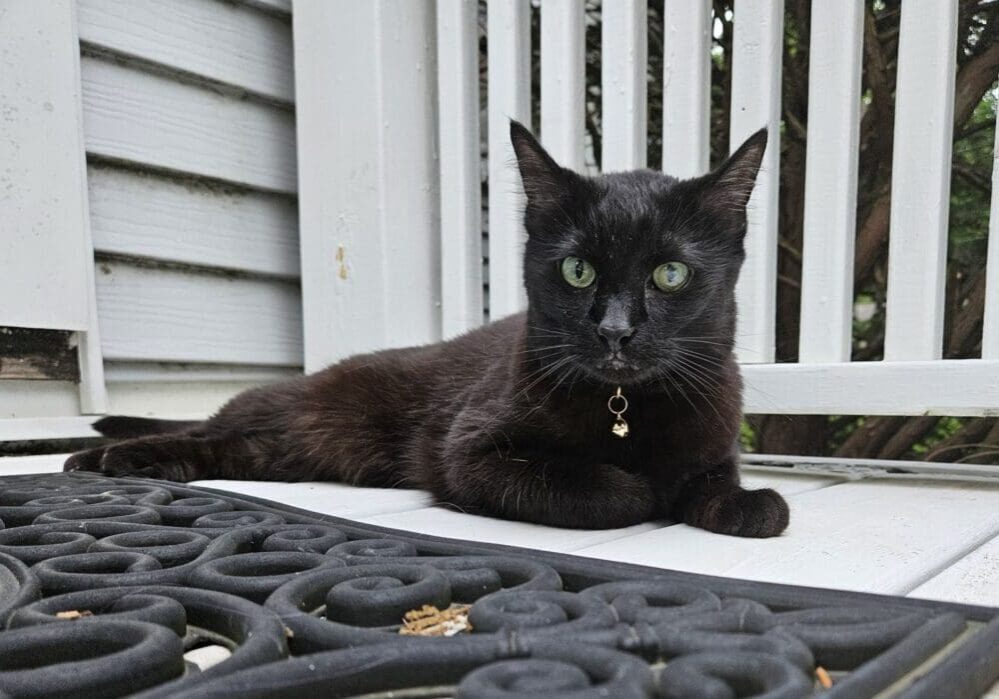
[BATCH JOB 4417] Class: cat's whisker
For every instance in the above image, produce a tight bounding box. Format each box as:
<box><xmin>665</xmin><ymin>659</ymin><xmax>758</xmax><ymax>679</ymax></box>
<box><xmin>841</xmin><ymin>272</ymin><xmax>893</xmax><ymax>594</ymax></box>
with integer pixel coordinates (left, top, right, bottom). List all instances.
<box><xmin>663</xmin><ymin>351</ymin><xmax>724</xmax><ymax>390</ymax></box>
<box><xmin>667</xmin><ymin>352</ymin><xmax>726</xmax><ymax>395</ymax></box>
<box><xmin>514</xmin><ymin>355</ymin><xmax>578</xmax><ymax>399</ymax></box>
<box><xmin>666</xmin><ymin>363</ymin><xmax>729</xmax><ymax>422</ymax></box>
<box><xmin>513</xmin><ymin>353</ymin><xmax>573</xmax><ymax>390</ymax></box>
<box><xmin>664</xmin><ymin>360</ymin><xmax>733</xmax><ymax>425</ymax></box>
<box><xmin>672</xmin><ymin>336</ymin><xmax>759</xmax><ymax>355</ymax></box>
<box><xmin>655</xmin><ymin>366</ymin><xmax>707</xmax><ymax>424</ymax></box>
<box><xmin>535</xmin><ymin>360</ymin><xmax>580</xmax><ymax>410</ymax></box>
<box><xmin>520</xmin><ymin>344</ymin><xmax>574</xmax><ymax>354</ymax></box>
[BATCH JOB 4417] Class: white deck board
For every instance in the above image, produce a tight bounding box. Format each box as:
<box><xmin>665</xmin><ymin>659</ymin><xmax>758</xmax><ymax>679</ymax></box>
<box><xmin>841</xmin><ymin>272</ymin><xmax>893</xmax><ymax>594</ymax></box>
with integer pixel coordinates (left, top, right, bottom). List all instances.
<box><xmin>738</xmin><ymin>471</ymin><xmax>843</xmax><ymax>496</ymax></box>
<box><xmin>3</xmin><ymin>455</ymin><xmax>997</xmax><ymax>607</ymax></box>
<box><xmin>192</xmin><ymin>480</ymin><xmax>432</xmax><ymax>520</ymax></box>
<box><xmin>576</xmin><ymin>479</ymin><xmax>999</xmax><ymax>598</ymax></box>
<box><xmin>908</xmin><ymin>531</ymin><xmax>999</xmax><ymax>608</ymax></box>
<box><xmin>363</xmin><ymin>509</ymin><xmax>662</xmax><ymax>554</ymax></box>
<box><xmin>0</xmin><ymin>454</ymin><xmax>72</xmax><ymax>476</ymax></box>
<box><xmin>359</xmin><ymin>472</ymin><xmax>836</xmax><ymax>553</ymax></box>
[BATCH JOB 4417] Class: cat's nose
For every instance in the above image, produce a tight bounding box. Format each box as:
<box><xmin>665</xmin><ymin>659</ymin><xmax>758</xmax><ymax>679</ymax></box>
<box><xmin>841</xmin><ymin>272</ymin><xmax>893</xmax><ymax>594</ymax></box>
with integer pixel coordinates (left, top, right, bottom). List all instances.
<box><xmin>597</xmin><ymin>321</ymin><xmax>635</xmax><ymax>351</ymax></box>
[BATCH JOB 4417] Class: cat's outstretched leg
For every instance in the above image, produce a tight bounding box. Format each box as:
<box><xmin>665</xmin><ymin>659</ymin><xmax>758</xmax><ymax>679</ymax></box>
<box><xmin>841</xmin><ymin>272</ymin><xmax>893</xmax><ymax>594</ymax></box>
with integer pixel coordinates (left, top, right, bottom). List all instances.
<box><xmin>436</xmin><ymin>447</ymin><xmax>655</xmax><ymax>529</ymax></box>
<box><xmin>671</xmin><ymin>468</ymin><xmax>789</xmax><ymax>538</ymax></box>
<box><xmin>64</xmin><ymin>434</ymin><xmax>231</xmax><ymax>482</ymax></box>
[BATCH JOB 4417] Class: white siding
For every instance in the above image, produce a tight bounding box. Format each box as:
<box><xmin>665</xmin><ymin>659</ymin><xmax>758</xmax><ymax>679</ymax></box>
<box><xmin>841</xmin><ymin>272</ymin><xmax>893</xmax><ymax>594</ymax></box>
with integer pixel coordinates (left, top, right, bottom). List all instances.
<box><xmin>95</xmin><ymin>262</ymin><xmax>302</xmax><ymax>366</ymax></box>
<box><xmin>77</xmin><ymin>0</ymin><xmax>294</xmax><ymax>103</ymax></box>
<box><xmin>81</xmin><ymin>57</ymin><xmax>296</xmax><ymax>194</ymax></box>
<box><xmin>1</xmin><ymin>0</ymin><xmax>302</xmax><ymax>427</ymax></box>
<box><xmin>76</xmin><ymin>0</ymin><xmax>302</xmax><ymax>389</ymax></box>
<box><xmin>88</xmin><ymin>166</ymin><xmax>299</xmax><ymax>278</ymax></box>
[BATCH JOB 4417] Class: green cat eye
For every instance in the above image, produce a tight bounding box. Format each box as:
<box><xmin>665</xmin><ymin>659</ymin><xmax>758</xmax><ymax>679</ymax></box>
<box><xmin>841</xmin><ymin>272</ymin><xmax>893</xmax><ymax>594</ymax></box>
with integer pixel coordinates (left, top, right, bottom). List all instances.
<box><xmin>652</xmin><ymin>261</ymin><xmax>691</xmax><ymax>292</ymax></box>
<box><xmin>560</xmin><ymin>256</ymin><xmax>596</xmax><ymax>288</ymax></box>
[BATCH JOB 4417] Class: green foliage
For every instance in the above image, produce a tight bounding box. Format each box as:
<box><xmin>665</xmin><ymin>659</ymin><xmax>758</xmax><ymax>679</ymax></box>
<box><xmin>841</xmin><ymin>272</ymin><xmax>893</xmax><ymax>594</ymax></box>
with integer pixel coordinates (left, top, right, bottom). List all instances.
<box><xmin>739</xmin><ymin>420</ymin><xmax>757</xmax><ymax>453</ymax></box>
<box><xmin>949</xmin><ymin>92</ymin><xmax>996</xmax><ymax>264</ymax></box>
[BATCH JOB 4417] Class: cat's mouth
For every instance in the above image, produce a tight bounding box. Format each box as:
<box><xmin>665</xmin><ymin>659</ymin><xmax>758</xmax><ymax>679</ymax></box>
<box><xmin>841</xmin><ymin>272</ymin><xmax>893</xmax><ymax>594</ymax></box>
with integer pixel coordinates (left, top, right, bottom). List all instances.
<box><xmin>589</xmin><ymin>354</ymin><xmax>649</xmax><ymax>384</ymax></box>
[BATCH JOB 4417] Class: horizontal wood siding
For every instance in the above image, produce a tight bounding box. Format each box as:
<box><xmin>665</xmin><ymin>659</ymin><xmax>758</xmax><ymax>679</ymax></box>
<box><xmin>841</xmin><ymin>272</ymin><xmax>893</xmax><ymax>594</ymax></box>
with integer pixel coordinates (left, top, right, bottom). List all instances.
<box><xmin>77</xmin><ymin>0</ymin><xmax>302</xmax><ymax>408</ymax></box>
<box><xmin>95</xmin><ymin>262</ymin><xmax>302</xmax><ymax>366</ymax></box>
<box><xmin>78</xmin><ymin>0</ymin><xmax>294</xmax><ymax>103</ymax></box>
<box><xmin>88</xmin><ymin>166</ymin><xmax>299</xmax><ymax>278</ymax></box>
<box><xmin>81</xmin><ymin>56</ymin><xmax>296</xmax><ymax>193</ymax></box>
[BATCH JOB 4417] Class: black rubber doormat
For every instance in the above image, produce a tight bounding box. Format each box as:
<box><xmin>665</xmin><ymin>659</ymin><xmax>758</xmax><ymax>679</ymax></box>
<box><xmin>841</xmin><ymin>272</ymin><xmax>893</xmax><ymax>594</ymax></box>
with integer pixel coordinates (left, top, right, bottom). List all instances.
<box><xmin>0</xmin><ymin>472</ymin><xmax>997</xmax><ymax>698</ymax></box>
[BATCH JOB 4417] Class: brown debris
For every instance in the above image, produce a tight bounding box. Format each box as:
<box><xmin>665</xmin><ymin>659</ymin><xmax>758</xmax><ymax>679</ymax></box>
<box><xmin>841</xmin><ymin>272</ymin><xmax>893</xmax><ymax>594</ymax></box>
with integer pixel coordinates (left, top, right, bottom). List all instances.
<box><xmin>399</xmin><ymin>604</ymin><xmax>472</xmax><ymax>637</ymax></box>
<box><xmin>56</xmin><ymin>610</ymin><xmax>94</xmax><ymax>620</ymax></box>
<box><xmin>816</xmin><ymin>666</ymin><xmax>833</xmax><ymax>689</ymax></box>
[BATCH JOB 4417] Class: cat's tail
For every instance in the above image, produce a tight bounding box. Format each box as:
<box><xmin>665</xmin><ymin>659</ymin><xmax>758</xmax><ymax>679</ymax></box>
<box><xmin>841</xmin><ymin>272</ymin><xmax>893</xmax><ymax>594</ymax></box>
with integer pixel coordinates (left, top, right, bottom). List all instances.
<box><xmin>92</xmin><ymin>415</ymin><xmax>202</xmax><ymax>439</ymax></box>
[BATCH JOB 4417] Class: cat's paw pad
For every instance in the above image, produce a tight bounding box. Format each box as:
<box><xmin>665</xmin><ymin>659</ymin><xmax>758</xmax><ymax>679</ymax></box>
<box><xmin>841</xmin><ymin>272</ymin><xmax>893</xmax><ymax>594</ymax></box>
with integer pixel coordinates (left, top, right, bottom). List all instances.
<box><xmin>689</xmin><ymin>487</ymin><xmax>789</xmax><ymax>538</ymax></box>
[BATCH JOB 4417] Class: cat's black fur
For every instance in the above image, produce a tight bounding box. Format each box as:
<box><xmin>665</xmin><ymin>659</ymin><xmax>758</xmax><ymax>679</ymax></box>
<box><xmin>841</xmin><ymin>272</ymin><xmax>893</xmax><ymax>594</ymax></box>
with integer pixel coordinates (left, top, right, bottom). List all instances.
<box><xmin>65</xmin><ymin>122</ymin><xmax>789</xmax><ymax>537</ymax></box>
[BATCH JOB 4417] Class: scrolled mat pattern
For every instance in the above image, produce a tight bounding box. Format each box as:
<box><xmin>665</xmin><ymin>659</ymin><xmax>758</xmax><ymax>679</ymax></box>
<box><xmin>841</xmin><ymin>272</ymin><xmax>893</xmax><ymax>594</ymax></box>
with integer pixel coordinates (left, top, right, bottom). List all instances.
<box><xmin>0</xmin><ymin>472</ymin><xmax>997</xmax><ymax>698</ymax></box>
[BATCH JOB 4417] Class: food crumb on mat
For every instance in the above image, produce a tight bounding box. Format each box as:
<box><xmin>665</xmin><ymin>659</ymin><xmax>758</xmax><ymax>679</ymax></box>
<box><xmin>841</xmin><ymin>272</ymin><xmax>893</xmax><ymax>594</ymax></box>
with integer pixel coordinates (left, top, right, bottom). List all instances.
<box><xmin>56</xmin><ymin>610</ymin><xmax>93</xmax><ymax>620</ymax></box>
<box><xmin>399</xmin><ymin>604</ymin><xmax>472</xmax><ymax>636</ymax></box>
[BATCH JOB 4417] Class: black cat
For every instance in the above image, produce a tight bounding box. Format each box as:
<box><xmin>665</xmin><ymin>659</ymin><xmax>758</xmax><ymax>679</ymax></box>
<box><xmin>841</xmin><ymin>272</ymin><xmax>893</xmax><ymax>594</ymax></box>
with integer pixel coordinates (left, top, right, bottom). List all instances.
<box><xmin>66</xmin><ymin>121</ymin><xmax>789</xmax><ymax>537</ymax></box>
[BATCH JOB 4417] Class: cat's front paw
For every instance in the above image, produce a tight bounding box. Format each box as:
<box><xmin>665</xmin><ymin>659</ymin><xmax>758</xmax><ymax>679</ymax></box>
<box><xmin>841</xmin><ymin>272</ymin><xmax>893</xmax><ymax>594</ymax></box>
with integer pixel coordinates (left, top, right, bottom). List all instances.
<box><xmin>63</xmin><ymin>445</ymin><xmax>105</xmax><ymax>473</ymax></box>
<box><xmin>685</xmin><ymin>487</ymin><xmax>789</xmax><ymax>538</ymax></box>
<box><xmin>64</xmin><ymin>442</ymin><xmax>192</xmax><ymax>481</ymax></box>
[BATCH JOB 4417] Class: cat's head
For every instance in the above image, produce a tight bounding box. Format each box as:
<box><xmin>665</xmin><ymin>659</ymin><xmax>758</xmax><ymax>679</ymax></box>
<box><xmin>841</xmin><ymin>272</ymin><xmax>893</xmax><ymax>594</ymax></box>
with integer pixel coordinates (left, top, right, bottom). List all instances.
<box><xmin>511</xmin><ymin>121</ymin><xmax>766</xmax><ymax>387</ymax></box>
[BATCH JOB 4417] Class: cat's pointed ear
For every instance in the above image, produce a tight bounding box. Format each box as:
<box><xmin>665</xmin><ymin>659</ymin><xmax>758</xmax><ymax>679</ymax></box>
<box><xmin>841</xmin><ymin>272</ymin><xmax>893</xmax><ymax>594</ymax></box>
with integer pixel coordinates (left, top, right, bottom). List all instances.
<box><xmin>510</xmin><ymin>120</ymin><xmax>571</xmax><ymax>210</ymax></box>
<box><xmin>704</xmin><ymin>127</ymin><xmax>768</xmax><ymax>212</ymax></box>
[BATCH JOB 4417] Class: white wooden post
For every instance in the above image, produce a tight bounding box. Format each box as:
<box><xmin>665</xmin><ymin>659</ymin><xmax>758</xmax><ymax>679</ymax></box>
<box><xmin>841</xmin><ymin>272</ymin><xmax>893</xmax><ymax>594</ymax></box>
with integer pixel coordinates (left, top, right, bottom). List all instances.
<box><xmin>797</xmin><ymin>2</ymin><xmax>863</xmax><ymax>364</ymax></box>
<box><xmin>437</xmin><ymin>0</ymin><xmax>484</xmax><ymax>338</ymax></box>
<box><xmin>729</xmin><ymin>0</ymin><xmax>783</xmax><ymax>364</ymax></box>
<box><xmin>486</xmin><ymin>0</ymin><xmax>531</xmax><ymax>319</ymax></box>
<box><xmin>541</xmin><ymin>0</ymin><xmax>585</xmax><ymax>171</ymax></box>
<box><xmin>883</xmin><ymin>0</ymin><xmax>958</xmax><ymax>361</ymax></box>
<box><xmin>601</xmin><ymin>0</ymin><xmax>647</xmax><ymax>172</ymax></box>
<box><xmin>0</xmin><ymin>0</ymin><xmax>107</xmax><ymax>413</ymax></box>
<box><xmin>293</xmin><ymin>0</ymin><xmax>440</xmax><ymax>371</ymax></box>
<box><xmin>662</xmin><ymin>0</ymin><xmax>711</xmax><ymax>178</ymax></box>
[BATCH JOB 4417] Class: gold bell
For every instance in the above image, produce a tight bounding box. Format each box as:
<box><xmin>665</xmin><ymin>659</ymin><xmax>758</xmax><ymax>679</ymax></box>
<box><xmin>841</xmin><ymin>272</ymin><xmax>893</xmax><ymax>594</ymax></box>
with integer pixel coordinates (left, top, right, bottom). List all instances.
<box><xmin>611</xmin><ymin>417</ymin><xmax>630</xmax><ymax>438</ymax></box>
<box><xmin>608</xmin><ymin>387</ymin><xmax>630</xmax><ymax>438</ymax></box>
